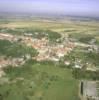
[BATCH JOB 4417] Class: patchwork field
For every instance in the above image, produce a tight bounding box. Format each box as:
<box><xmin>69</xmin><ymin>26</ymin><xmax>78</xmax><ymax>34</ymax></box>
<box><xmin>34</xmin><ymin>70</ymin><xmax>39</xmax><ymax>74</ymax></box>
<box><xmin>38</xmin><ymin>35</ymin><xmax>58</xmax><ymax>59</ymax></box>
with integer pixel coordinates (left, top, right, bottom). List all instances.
<box><xmin>0</xmin><ymin>18</ymin><xmax>99</xmax><ymax>43</ymax></box>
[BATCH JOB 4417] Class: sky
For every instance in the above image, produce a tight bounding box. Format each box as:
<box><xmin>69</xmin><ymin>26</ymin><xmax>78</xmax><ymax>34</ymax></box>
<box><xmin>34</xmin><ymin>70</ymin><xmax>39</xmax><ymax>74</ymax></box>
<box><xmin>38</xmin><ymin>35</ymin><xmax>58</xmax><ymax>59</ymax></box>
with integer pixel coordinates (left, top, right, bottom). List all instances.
<box><xmin>0</xmin><ymin>0</ymin><xmax>99</xmax><ymax>17</ymax></box>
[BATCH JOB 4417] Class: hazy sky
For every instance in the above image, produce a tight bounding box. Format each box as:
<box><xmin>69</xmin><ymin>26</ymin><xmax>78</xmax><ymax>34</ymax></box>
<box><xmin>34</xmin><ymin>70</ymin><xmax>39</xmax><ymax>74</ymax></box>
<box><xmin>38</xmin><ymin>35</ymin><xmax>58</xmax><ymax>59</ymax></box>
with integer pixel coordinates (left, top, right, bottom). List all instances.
<box><xmin>0</xmin><ymin>0</ymin><xmax>99</xmax><ymax>17</ymax></box>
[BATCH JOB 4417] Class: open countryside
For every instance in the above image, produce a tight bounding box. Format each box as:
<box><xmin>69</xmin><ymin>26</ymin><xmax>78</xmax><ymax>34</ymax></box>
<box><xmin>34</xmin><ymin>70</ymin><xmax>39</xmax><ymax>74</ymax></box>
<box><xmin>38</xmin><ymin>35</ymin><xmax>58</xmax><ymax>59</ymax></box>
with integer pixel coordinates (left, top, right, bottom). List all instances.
<box><xmin>0</xmin><ymin>0</ymin><xmax>99</xmax><ymax>100</ymax></box>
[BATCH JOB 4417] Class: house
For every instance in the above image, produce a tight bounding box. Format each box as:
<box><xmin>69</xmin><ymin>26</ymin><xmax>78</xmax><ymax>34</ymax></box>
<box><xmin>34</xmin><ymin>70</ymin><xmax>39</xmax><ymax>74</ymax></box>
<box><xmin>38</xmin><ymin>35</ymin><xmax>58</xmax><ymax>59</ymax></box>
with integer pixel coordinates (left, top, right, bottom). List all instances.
<box><xmin>64</xmin><ymin>61</ymin><xmax>70</xmax><ymax>66</ymax></box>
<box><xmin>80</xmin><ymin>81</ymin><xmax>99</xmax><ymax>100</ymax></box>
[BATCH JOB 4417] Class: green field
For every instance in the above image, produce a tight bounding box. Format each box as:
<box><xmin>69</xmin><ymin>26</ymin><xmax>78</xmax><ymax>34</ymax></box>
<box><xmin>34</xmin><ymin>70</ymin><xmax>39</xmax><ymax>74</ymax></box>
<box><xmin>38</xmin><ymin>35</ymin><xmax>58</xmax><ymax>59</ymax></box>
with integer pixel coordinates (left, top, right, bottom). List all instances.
<box><xmin>0</xmin><ymin>60</ymin><xmax>79</xmax><ymax>100</ymax></box>
<box><xmin>0</xmin><ymin>18</ymin><xmax>99</xmax><ymax>44</ymax></box>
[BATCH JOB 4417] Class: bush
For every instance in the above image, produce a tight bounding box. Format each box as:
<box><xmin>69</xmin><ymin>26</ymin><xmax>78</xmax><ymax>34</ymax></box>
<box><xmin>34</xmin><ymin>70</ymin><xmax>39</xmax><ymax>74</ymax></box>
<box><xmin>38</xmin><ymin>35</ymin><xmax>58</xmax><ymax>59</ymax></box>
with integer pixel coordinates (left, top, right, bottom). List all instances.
<box><xmin>72</xmin><ymin>69</ymin><xmax>99</xmax><ymax>80</ymax></box>
<box><xmin>0</xmin><ymin>40</ymin><xmax>38</xmax><ymax>58</ymax></box>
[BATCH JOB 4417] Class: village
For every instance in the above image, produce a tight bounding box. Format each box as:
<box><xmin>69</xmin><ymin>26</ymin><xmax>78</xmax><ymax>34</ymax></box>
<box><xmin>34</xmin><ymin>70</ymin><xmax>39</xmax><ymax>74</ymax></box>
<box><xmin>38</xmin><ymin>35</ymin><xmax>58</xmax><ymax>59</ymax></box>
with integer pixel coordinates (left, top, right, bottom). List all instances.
<box><xmin>0</xmin><ymin>32</ymin><xmax>75</xmax><ymax>63</ymax></box>
<box><xmin>0</xmin><ymin>32</ymin><xmax>99</xmax><ymax>68</ymax></box>
<box><xmin>0</xmin><ymin>31</ymin><xmax>99</xmax><ymax>100</ymax></box>
<box><xmin>0</xmin><ymin>32</ymin><xmax>75</xmax><ymax>78</ymax></box>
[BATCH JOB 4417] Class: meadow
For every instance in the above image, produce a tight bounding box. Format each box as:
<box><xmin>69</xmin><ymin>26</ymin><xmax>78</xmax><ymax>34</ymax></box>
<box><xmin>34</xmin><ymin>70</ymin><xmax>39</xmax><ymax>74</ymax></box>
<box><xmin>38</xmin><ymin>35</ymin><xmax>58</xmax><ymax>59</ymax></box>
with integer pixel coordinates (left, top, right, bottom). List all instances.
<box><xmin>0</xmin><ymin>60</ymin><xmax>79</xmax><ymax>100</ymax></box>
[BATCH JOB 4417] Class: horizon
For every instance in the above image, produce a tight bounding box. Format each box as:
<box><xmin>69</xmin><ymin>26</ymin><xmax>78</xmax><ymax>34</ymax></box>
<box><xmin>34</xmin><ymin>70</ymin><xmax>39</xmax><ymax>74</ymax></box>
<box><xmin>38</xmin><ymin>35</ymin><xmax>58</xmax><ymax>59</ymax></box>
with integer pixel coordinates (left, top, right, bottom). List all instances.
<box><xmin>0</xmin><ymin>0</ymin><xmax>99</xmax><ymax>18</ymax></box>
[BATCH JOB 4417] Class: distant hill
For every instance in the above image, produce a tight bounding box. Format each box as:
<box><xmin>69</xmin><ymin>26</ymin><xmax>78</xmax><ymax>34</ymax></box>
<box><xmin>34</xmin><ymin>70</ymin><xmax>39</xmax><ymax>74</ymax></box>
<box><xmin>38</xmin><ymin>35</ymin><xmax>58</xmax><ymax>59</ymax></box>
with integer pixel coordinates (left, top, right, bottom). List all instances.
<box><xmin>0</xmin><ymin>12</ymin><xmax>99</xmax><ymax>22</ymax></box>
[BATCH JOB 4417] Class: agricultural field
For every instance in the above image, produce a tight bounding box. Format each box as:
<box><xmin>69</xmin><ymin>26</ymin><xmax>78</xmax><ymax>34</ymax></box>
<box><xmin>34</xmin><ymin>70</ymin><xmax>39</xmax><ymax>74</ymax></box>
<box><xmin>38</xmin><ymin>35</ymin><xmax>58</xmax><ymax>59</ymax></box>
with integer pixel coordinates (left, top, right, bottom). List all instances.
<box><xmin>0</xmin><ymin>18</ymin><xmax>99</xmax><ymax>44</ymax></box>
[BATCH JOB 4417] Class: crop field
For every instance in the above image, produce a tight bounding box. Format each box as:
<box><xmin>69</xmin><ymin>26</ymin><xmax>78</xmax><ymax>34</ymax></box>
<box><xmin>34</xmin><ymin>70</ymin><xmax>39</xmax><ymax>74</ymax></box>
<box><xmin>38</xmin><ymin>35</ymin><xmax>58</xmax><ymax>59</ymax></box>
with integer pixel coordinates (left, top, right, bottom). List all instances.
<box><xmin>0</xmin><ymin>18</ymin><xmax>99</xmax><ymax>43</ymax></box>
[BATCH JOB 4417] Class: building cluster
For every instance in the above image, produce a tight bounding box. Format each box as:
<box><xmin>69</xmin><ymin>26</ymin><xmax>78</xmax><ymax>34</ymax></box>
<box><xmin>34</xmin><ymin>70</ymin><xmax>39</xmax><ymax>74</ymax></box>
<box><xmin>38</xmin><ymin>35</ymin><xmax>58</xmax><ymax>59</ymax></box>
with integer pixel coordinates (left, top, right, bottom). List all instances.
<box><xmin>0</xmin><ymin>33</ymin><xmax>18</xmax><ymax>42</ymax></box>
<box><xmin>80</xmin><ymin>81</ymin><xmax>99</xmax><ymax>100</ymax></box>
<box><xmin>21</xmin><ymin>36</ymin><xmax>75</xmax><ymax>61</ymax></box>
<box><xmin>0</xmin><ymin>56</ymin><xmax>25</xmax><ymax>77</ymax></box>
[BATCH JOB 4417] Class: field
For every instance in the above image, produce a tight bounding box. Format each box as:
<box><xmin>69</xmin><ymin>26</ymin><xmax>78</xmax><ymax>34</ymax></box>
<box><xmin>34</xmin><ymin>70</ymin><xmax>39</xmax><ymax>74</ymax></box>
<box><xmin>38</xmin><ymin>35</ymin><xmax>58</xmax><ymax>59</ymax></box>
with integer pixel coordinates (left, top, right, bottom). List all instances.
<box><xmin>0</xmin><ymin>18</ymin><xmax>99</xmax><ymax>44</ymax></box>
<box><xmin>0</xmin><ymin>60</ymin><xmax>79</xmax><ymax>100</ymax></box>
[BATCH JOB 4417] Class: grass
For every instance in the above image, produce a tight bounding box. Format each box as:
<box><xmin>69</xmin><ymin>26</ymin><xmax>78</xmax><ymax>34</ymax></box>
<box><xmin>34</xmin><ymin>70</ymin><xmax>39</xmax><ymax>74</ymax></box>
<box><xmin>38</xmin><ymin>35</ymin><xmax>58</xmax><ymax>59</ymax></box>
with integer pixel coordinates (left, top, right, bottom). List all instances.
<box><xmin>97</xmin><ymin>82</ymin><xmax>99</xmax><ymax>96</ymax></box>
<box><xmin>0</xmin><ymin>40</ymin><xmax>38</xmax><ymax>58</ymax></box>
<box><xmin>43</xmin><ymin>78</ymin><xmax>78</xmax><ymax>100</ymax></box>
<box><xmin>64</xmin><ymin>46</ymin><xmax>99</xmax><ymax>68</ymax></box>
<box><xmin>0</xmin><ymin>19</ymin><xmax>99</xmax><ymax>32</ymax></box>
<box><xmin>0</xmin><ymin>28</ymin><xmax>61</xmax><ymax>42</ymax></box>
<box><xmin>0</xmin><ymin>60</ymin><xmax>79</xmax><ymax>100</ymax></box>
<box><xmin>0</xmin><ymin>19</ymin><xmax>99</xmax><ymax>44</ymax></box>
